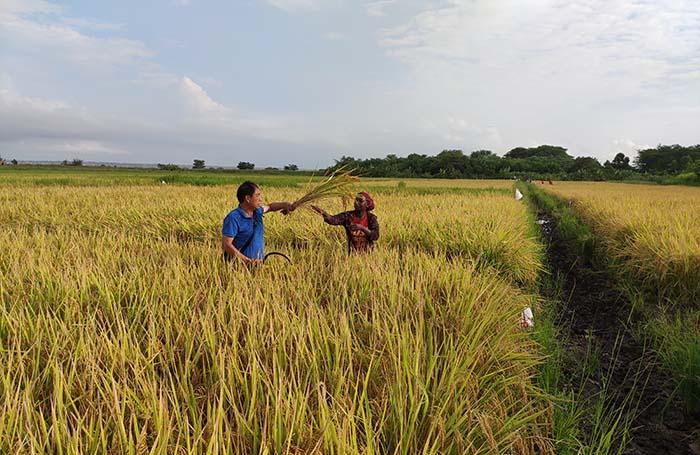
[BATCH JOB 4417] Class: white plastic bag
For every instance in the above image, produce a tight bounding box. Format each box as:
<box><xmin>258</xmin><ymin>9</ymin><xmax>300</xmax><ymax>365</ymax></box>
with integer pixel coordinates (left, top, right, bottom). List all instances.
<box><xmin>520</xmin><ymin>307</ymin><xmax>534</xmax><ymax>328</ymax></box>
<box><xmin>514</xmin><ymin>189</ymin><xmax>523</xmax><ymax>201</ymax></box>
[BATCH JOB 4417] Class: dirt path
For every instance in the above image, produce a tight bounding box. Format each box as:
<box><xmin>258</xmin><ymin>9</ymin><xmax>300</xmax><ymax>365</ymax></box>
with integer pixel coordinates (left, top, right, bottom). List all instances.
<box><xmin>536</xmin><ymin>211</ymin><xmax>700</xmax><ymax>454</ymax></box>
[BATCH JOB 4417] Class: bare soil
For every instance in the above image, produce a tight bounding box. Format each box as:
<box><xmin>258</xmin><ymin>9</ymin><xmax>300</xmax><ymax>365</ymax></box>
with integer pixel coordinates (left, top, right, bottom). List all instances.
<box><xmin>536</xmin><ymin>211</ymin><xmax>700</xmax><ymax>454</ymax></box>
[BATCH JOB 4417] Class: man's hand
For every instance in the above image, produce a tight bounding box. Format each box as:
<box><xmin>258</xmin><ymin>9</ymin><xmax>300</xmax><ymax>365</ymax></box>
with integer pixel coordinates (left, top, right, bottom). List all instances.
<box><xmin>269</xmin><ymin>201</ymin><xmax>295</xmax><ymax>215</ymax></box>
<box><xmin>280</xmin><ymin>202</ymin><xmax>295</xmax><ymax>215</ymax></box>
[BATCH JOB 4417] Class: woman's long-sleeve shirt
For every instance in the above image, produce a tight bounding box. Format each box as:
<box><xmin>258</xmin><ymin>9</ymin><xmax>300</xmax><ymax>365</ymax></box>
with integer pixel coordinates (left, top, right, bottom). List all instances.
<box><xmin>323</xmin><ymin>211</ymin><xmax>379</xmax><ymax>253</ymax></box>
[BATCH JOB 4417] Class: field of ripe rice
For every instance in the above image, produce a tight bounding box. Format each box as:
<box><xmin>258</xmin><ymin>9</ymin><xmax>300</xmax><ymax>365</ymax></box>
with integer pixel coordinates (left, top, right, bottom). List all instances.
<box><xmin>543</xmin><ymin>182</ymin><xmax>700</xmax><ymax>305</ymax></box>
<box><xmin>0</xmin><ymin>180</ymin><xmax>552</xmax><ymax>453</ymax></box>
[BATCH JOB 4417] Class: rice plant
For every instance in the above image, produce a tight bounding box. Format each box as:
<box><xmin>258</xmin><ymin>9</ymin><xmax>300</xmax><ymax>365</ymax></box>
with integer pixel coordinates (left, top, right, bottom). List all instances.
<box><xmin>0</xmin><ymin>178</ymin><xmax>553</xmax><ymax>453</ymax></box>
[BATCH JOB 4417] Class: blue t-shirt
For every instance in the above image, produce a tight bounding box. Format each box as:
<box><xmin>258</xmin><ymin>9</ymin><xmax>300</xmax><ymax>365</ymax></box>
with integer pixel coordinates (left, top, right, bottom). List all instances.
<box><xmin>222</xmin><ymin>206</ymin><xmax>265</xmax><ymax>259</ymax></box>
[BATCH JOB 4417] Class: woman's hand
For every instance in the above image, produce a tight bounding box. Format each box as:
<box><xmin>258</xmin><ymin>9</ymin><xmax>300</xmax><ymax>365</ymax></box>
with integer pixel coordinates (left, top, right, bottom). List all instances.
<box><xmin>350</xmin><ymin>223</ymin><xmax>370</xmax><ymax>234</ymax></box>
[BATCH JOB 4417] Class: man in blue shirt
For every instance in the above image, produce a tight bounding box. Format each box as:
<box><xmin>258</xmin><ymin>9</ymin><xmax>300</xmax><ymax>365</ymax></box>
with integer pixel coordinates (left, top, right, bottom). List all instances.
<box><xmin>222</xmin><ymin>181</ymin><xmax>294</xmax><ymax>264</ymax></box>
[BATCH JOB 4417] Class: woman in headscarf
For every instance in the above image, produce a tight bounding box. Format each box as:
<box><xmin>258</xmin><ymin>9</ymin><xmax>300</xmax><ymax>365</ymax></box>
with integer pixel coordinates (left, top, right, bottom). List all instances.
<box><xmin>311</xmin><ymin>191</ymin><xmax>379</xmax><ymax>253</ymax></box>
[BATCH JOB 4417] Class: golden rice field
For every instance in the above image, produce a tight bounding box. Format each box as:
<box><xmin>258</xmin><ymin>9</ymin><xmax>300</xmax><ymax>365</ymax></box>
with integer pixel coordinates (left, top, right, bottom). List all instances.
<box><xmin>543</xmin><ymin>182</ymin><xmax>700</xmax><ymax>305</ymax></box>
<box><xmin>0</xmin><ymin>180</ymin><xmax>553</xmax><ymax>453</ymax></box>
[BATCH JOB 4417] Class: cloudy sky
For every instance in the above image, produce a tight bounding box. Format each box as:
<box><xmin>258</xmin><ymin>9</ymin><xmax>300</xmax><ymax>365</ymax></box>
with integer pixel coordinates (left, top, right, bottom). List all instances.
<box><xmin>1</xmin><ymin>0</ymin><xmax>699</xmax><ymax>168</ymax></box>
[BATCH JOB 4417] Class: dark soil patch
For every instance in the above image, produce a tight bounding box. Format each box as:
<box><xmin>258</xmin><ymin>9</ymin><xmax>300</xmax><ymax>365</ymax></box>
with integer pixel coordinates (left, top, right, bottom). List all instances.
<box><xmin>536</xmin><ymin>211</ymin><xmax>700</xmax><ymax>454</ymax></box>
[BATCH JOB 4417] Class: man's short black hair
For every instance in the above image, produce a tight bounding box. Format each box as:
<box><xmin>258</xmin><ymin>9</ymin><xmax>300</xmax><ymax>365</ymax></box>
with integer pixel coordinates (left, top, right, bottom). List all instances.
<box><xmin>237</xmin><ymin>181</ymin><xmax>259</xmax><ymax>203</ymax></box>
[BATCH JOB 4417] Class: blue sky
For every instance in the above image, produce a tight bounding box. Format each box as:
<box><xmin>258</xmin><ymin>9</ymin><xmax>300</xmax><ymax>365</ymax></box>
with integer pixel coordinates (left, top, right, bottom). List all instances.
<box><xmin>1</xmin><ymin>0</ymin><xmax>699</xmax><ymax>168</ymax></box>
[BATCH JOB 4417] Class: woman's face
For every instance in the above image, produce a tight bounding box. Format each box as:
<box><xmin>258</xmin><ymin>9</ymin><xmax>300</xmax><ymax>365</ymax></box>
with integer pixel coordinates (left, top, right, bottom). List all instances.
<box><xmin>354</xmin><ymin>194</ymin><xmax>367</xmax><ymax>211</ymax></box>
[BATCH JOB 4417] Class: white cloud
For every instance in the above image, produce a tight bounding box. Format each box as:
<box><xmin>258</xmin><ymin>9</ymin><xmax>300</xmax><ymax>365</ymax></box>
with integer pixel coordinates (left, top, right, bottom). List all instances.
<box><xmin>60</xmin><ymin>17</ymin><xmax>124</xmax><ymax>31</ymax></box>
<box><xmin>263</xmin><ymin>0</ymin><xmax>321</xmax><ymax>13</ymax></box>
<box><xmin>3</xmin><ymin>0</ymin><xmax>699</xmax><ymax>166</ymax></box>
<box><xmin>372</xmin><ymin>0</ymin><xmax>700</xmax><ymax>159</ymax></box>
<box><xmin>0</xmin><ymin>87</ymin><xmax>70</xmax><ymax>113</ymax></box>
<box><xmin>0</xmin><ymin>74</ymin><xmax>339</xmax><ymax>163</ymax></box>
<box><xmin>0</xmin><ymin>83</ymin><xmax>150</xmax><ymax>142</ymax></box>
<box><xmin>179</xmin><ymin>77</ymin><xmax>229</xmax><ymax>115</ymax></box>
<box><xmin>0</xmin><ymin>6</ymin><xmax>152</xmax><ymax>69</ymax></box>
<box><xmin>175</xmin><ymin>76</ymin><xmax>339</xmax><ymax>145</ymax></box>
<box><xmin>325</xmin><ymin>31</ymin><xmax>346</xmax><ymax>41</ymax></box>
<box><xmin>262</xmin><ymin>0</ymin><xmax>342</xmax><ymax>13</ymax></box>
<box><xmin>420</xmin><ymin>116</ymin><xmax>502</xmax><ymax>149</ymax></box>
<box><xmin>380</xmin><ymin>0</ymin><xmax>700</xmax><ymax>87</ymax></box>
<box><xmin>612</xmin><ymin>139</ymin><xmax>652</xmax><ymax>156</ymax></box>
<box><xmin>0</xmin><ymin>0</ymin><xmax>61</xmax><ymax>15</ymax></box>
<box><xmin>366</xmin><ymin>0</ymin><xmax>396</xmax><ymax>17</ymax></box>
<box><xmin>52</xmin><ymin>140</ymin><xmax>129</xmax><ymax>155</ymax></box>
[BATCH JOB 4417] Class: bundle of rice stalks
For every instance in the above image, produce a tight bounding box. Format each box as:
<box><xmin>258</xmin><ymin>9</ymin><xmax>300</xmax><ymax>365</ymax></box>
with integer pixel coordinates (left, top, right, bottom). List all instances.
<box><xmin>291</xmin><ymin>167</ymin><xmax>359</xmax><ymax>211</ymax></box>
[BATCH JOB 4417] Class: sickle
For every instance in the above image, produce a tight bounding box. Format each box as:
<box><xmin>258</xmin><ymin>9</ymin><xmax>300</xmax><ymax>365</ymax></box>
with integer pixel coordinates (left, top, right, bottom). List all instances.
<box><xmin>263</xmin><ymin>251</ymin><xmax>292</xmax><ymax>264</ymax></box>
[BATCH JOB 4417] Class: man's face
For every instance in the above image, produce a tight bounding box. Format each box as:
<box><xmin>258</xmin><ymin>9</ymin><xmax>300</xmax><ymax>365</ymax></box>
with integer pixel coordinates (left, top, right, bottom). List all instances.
<box><xmin>246</xmin><ymin>188</ymin><xmax>263</xmax><ymax>209</ymax></box>
<box><xmin>354</xmin><ymin>194</ymin><xmax>367</xmax><ymax>211</ymax></box>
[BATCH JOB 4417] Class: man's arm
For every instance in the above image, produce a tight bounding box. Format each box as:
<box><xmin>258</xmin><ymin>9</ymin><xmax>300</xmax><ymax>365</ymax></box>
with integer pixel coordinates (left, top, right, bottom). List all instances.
<box><xmin>263</xmin><ymin>202</ymin><xmax>294</xmax><ymax>214</ymax></box>
<box><xmin>222</xmin><ymin>236</ymin><xmax>254</xmax><ymax>264</ymax></box>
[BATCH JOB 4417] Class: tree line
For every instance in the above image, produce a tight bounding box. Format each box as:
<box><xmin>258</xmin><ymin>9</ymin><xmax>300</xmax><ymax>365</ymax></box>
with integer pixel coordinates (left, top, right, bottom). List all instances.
<box><xmin>4</xmin><ymin>143</ymin><xmax>698</xmax><ymax>182</ymax></box>
<box><xmin>156</xmin><ymin>161</ymin><xmax>300</xmax><ymax>171</ymax></box>
<box><xmin>326</xmin><ymin>144</ymin><xmax>700</xmax><ymax>181</ymax></box>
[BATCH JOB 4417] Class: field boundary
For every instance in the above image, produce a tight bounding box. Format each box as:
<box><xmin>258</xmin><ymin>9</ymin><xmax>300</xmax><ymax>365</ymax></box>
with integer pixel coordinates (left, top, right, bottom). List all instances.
<box><xmin>522</xmin><ymin>183</ymin><xmax>700</xmax><ymax>454</ymax></box>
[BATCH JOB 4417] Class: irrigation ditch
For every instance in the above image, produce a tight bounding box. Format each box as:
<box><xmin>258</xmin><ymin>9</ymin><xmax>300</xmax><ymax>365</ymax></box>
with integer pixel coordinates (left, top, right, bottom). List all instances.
<box><xmin>522</xmin><ymin>183</ymin><xmax>700</xmax><ymax>454</ymax></box>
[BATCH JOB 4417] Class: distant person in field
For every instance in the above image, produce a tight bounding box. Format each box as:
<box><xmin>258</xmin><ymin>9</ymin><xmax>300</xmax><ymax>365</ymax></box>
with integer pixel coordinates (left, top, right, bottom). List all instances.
<box><xmin>311</xmin><ymin>192</ymin><xmax>379</xmax><ymax>253</ymax></box>
<box><xmin>222</xmin><ymin>181</ymin><xmax>294</xmax><ymax>264</ymax></box>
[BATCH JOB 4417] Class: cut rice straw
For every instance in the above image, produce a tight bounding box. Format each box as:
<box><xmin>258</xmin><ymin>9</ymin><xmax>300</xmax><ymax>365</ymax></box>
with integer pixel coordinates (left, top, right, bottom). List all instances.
<box><xmin>291</xmin><ymin>166</ymin><xmax>360</xmax><ymax>211</ymax></box>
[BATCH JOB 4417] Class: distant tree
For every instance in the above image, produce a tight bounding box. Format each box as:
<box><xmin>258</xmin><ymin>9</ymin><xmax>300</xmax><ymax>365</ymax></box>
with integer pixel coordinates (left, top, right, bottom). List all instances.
<box><xmin>470</xmin><ymin>150</ymin><xmax>494</xmax><ymax>158</ymax></box>
<box><xmin>504</xmin><ymin>145</ymin><xmax>570</xmax><ymax>159</ymax></box>
<box><xmin>63</xmin><ymin>158</ymin><xmax>83</xmax><ymax>166</ymax></box>
<box><xmin>284</xmin><ymin>164</ymin><xmax>299</xmax><ymax>171</ymax></box>
<box><xmin>569</xmin><ymin>156</ymin><xmax>602</xmax><ymax>173</ymax></box>
<box><xmin>686</xmin><ymin>159</ymin><xmax>700</xmax><ymax>177</ymax></box>
<box><xmin>466</xmin><ymin>150</ymin><xmax>503</xmax><ymax>177</ymax></box>
<box><xmin>434</xmin><ymin>150</ymin><xmax>468</xmax><ymax>177</ymax></box>
<box><xmin>265</xmin><ymin>166</ymin><xmax>279</xmax><ymax>171</ymax></box>
<box><xmin>334</xmin><ymin>156</ymin><xmax>357</xmax><ymax>167</ymax></box>
<box><xmin>192</xmin><ymin>159</ymin><xmax>205</xmax><ymax>169</ymax></box>
<box><xmin>157</xmin><ymin>163</ymin><xmax>181</xmax><ymax>171</ymax></box>
<box><xmin>237</xmin><ymin>161</ymin><xmax>255</xmax><ymax>170</ymax></box>
<box><xmin>635</xmin><ymin>144</ymin><xmax>700</xmax><ymax>173</ymax></box>
<box><xmin>11</xmin><ymin>159</ymin><xmax>18</xmax><ymax>165</ymax></box>
<box><xmin>604</xmin><ymin>152</ymin><xmax>632</xmax><ymax>170</ymax></box>
<box><xmin>502</xmin><ymin>145</ymin><xmax>574</xmax><ymax>175</ymax></box>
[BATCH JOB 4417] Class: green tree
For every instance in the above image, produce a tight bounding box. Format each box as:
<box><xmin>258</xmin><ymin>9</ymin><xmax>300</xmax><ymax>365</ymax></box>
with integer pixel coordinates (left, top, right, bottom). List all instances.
<box><xmin>635</xmin><ymin>144</ymin><xmax>700</xmax><ymax>173</ymax></box>
<box><xmin>686</xmin><ymin>159</ymin><xmax>700</xmax><ymax>177</ymax></box>
<box><xmin>157</xmin><ymin>163</ymin><xmax>181</xmax><ymax>170</ymax></box>
<box><xmin>605</xmin><ymin>152</ymin><xmax>632</xmax><ymax>170</ymax></box>
<box><xmin>237</xmin><ymin>161</ymin><xmax>255</xmax><ymax>170</ymax></box>
<box><xmin>569</xmin><ymin>156</ymin><xmax>602</xmax><ymax>173</ymax></box>
<box><xmin>284</xmin><ymin>164</ymin><xmax>299</xmax><ymax>171</ymax></box>
<box><xmin>504</xmin><ymin>145</ymin><xmax>570</xmax><ymax>159</ymax></box>
<box><xmin>192</xmin><ymin>159</ymin><xmax>205</xmax><ymax>169</ymax></box>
